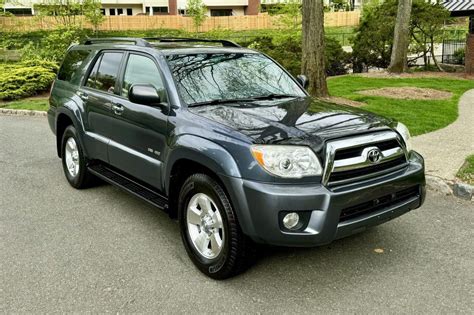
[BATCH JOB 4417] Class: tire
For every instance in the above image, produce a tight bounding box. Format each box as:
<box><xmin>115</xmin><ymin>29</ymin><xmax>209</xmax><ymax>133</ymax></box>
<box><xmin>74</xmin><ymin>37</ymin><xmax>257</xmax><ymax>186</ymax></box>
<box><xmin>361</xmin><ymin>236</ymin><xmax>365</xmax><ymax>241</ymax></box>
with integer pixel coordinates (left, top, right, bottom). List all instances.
<box><xmin>61</xmin><ymin>125</ymin><xmax>95</xmax><ymax>189</ymax></box>
<box><xmin>178</xmin><ymin>173</ymin><xmax>255</xmax><ymax>279</ymax></box>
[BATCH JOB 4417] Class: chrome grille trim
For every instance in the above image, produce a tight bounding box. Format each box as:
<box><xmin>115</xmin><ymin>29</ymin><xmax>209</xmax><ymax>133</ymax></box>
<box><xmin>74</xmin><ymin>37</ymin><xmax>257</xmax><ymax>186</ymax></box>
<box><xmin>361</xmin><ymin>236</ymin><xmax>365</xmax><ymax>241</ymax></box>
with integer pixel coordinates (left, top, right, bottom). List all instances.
<box><xmin>322</xmin><ymin>131</ymin><xmax>408</xmax><ymax>186</ymax></box>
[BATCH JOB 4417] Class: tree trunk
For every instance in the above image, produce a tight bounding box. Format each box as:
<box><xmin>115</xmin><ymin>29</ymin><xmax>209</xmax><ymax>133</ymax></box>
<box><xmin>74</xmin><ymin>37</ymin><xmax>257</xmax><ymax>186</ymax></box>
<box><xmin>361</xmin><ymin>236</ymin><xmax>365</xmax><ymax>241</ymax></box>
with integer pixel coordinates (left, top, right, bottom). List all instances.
<box><xmin>388</xmin><ymin>0</ymin><xmax>413</xmax><ymax>73</ymax></box>
<box><xmin>430</xmin><ymin>37</ymin><xmax>443</xmax><ymax>71</ymax></box>
<box><xmin>302</xmin><ymin>0</ymin><xmax>329</xmax><ymax>98</ymax></box>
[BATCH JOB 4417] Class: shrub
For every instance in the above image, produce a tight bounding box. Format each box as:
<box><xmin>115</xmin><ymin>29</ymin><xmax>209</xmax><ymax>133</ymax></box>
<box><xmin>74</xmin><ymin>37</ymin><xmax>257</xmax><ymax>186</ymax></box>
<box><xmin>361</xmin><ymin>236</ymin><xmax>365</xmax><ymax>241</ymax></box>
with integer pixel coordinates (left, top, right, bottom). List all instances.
<box><xmin>453</xmin><ymin>48</ymin><xmax>465</xmax><ymax>65</ymax></box>
<box><xmin>21</xmin><ymin>27</ymin><xmax>87</xmax><ymax>63</ymax></box>
<box><xmin>244</xmin><ymin>33</ymin><xmax>350</xmax><ymax>77</ymax></box>
<box><xmin>0</xmin><ymin>62</ymin><xmax>56</xmax><ymax>100</ymax></box>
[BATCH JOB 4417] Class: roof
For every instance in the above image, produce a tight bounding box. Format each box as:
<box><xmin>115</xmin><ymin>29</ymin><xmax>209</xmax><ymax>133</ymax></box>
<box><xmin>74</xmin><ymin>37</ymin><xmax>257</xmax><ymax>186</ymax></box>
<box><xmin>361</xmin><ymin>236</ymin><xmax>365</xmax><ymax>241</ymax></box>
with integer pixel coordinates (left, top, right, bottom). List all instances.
<box><xmin>442</xmin><ymin>0</ymin><xmax>474</xmax><ymax>16</ymax></box>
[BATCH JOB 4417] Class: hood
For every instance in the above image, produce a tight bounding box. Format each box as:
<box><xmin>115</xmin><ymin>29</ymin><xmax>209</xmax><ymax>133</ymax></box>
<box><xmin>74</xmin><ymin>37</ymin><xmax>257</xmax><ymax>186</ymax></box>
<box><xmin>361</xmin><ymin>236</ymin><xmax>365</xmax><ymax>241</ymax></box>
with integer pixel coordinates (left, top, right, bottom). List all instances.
<box><xmin>189</xmin><ymin>97</ymin><xmax>394</xmax><ymax>151</ymax></box>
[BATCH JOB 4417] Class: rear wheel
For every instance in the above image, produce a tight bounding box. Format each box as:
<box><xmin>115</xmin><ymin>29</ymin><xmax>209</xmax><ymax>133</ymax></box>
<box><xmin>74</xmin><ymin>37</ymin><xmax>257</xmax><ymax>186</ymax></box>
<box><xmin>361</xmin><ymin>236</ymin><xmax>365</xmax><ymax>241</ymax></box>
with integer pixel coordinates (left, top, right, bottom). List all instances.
<box><xmin>178</xmin><ymin>173</ymin><xmax>255</xmax><ymax>279</ymax></box>
<box><xmin>61</xmin><ymin>125</ymin><xmax>94</xmax><ymax>189</ymax></box>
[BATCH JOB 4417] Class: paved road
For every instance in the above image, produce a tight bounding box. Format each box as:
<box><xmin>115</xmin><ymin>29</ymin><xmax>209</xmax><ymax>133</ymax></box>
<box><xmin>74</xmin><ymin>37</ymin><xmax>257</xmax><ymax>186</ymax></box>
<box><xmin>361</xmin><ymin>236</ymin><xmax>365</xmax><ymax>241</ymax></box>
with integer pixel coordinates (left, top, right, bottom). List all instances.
<box><xmin>1</xmin><ymin>115</ymin><xmax>473</xmax><ymax>313</ymax></box>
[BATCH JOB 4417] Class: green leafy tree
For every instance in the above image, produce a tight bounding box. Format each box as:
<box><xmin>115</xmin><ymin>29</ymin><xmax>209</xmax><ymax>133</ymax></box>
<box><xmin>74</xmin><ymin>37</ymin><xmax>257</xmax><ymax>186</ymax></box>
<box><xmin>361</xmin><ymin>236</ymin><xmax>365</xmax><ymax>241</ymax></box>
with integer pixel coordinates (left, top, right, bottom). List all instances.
<box><xmin>352</xmin><ymin>0</ymin><xmax>397</xmax><ymax>72</ymax></box>
<box><xmin>410</xmin><ymin>0</ymin><xmax>450</xmax><ymax>70</ymax></box>
<box><xmin>186</xmin><ymin>0</ymin><xmax>206</xmax><ymax>32</ymax></box>
<box><xmin>34</xmin><ymin>0</ymin><xmax>83</xmax><ymax>29</ymax></box>
<box><xmin>262</xmin><ymin>0</ymin><xmax>301</xmax><ymax>30</ymax></box>
<box><xmin>83</xmin><ymin>0</ymin><xmax>104</xmax><ymax>33</ymax></box>
<box><xmin>352</xmin><ymin>0</ymin><xmax>449</xmax><ymax>72</ymax></box>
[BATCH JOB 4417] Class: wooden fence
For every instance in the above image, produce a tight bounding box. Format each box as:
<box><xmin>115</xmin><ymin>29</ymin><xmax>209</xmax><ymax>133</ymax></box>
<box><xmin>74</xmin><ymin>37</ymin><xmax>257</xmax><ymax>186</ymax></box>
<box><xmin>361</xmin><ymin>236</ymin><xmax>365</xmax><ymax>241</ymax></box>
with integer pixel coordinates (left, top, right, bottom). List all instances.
<box><xmin>0</xmin><ymin>11</ymin><xmax>360</xmax><ymax>33</ymax></box>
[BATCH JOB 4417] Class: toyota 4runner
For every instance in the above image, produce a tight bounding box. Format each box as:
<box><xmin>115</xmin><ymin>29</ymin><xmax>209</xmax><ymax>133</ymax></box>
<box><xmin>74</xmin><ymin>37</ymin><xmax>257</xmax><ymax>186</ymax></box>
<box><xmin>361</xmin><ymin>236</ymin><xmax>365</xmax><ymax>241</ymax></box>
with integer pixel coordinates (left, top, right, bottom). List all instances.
<box><xmin>48</xmin><ymin>37</ymin><xmax>426</xmax><ymax>279</ymax></box>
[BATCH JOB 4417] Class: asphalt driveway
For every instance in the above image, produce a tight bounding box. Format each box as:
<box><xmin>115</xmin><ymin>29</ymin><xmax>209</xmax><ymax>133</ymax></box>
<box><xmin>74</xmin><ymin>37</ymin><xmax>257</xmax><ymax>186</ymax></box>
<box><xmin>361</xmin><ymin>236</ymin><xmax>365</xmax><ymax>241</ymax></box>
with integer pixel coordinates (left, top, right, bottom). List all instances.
<box><xmin>1</xmin><ymin>115</ymin><xmax>473</xmax><ymax>313</ymax></box>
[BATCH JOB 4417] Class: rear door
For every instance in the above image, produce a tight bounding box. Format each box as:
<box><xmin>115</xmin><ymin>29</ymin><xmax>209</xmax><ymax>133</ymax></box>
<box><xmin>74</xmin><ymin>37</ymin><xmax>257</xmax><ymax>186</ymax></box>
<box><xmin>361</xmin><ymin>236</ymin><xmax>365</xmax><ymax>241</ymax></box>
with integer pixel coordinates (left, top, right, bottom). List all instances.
<box><xmin>106</xmin><ymin>52</ymin><xmax>170</xmax><ymax>191</ymax></box>
<box><xmin>79</xmin><ymin>51</ymin><xmax>125</xmax><ymax>162</ymax></box>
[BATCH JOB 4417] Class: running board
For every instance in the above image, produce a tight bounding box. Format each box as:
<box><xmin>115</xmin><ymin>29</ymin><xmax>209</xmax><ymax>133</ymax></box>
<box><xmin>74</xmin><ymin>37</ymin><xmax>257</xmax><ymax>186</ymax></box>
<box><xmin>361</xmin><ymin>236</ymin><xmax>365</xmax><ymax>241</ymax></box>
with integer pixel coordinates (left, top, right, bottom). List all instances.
<box><xmin>88</xmin><ymin>164</ymin><xmax>168</xmax><ymax>211</ymax></box>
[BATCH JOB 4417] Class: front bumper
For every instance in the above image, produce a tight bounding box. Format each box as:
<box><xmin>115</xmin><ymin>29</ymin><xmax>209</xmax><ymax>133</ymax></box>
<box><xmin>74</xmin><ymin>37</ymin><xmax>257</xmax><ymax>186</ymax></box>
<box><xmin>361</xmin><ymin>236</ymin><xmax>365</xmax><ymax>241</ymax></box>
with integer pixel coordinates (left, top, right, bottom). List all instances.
<box><xmin>221</xmin><ymin>151</ymin><xmax>425</xmax><ymax>247</ymax></box>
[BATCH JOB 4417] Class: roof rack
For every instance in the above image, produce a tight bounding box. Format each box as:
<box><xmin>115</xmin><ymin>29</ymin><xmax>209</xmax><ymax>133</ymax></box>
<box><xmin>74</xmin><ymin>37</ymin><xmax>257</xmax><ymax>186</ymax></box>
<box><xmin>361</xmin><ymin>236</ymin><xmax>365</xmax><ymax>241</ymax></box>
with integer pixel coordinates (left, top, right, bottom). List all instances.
<box><xmin>82</xmin><ymin>38</ymin><xmax>152</xmax><ymax>47</ymax></box>
<box><xmin>143</xmin><ymin>37</ymin><xmax>241</xmax><ymax>48</ymax></box>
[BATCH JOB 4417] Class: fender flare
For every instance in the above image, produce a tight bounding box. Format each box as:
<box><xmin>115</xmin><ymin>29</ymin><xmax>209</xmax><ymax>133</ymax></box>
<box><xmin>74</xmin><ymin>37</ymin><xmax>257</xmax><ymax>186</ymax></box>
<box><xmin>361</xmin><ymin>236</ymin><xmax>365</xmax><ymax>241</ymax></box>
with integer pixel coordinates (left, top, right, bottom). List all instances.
<box><xmin>164</xmin><ymin>135</ymin><xmax>242</xmax><ymax>194</ymax></box>
<box><xmin>55</xmin><ymin>99</ymin><xmax>87</xmax><ymax>157</ymax></box>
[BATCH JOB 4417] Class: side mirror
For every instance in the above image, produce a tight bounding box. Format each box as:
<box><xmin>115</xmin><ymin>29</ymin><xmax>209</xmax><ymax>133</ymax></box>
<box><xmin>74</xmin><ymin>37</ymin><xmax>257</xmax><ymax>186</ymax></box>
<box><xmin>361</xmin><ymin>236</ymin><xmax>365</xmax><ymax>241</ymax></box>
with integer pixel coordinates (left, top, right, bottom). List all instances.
<box><xmin>297</xmin><ymin>75</ymin><xmax>309</xmax><ymax>89</ymax></box>
<box><xmin>129</xmin><ymin>84</ymin><xmax>162</xmax><ymax>107</ymax></box>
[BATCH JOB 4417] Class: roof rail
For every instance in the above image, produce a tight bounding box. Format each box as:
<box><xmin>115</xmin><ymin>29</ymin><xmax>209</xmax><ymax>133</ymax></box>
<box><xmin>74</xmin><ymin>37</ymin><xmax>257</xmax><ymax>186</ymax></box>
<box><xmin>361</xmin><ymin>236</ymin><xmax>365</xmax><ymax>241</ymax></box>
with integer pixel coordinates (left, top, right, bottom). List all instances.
<box><xmin>82</xmin><ymin>38</ymin><xmax>152</xmax><ymax>47</ymax></box>
<box><xmin>143</xmin><ymin>37</ymin><xmax>241</xmax><ymax>48</ymax></box>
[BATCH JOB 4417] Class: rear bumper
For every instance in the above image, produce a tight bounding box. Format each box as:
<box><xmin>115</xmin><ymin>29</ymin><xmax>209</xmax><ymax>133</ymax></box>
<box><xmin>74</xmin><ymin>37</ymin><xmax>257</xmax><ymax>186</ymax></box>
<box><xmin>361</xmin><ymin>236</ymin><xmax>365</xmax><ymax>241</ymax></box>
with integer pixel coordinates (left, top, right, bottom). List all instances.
<box><xmin>221</xmin><ymin>151</ymin><xmax>425</xmax><ymax>247</ymax></box>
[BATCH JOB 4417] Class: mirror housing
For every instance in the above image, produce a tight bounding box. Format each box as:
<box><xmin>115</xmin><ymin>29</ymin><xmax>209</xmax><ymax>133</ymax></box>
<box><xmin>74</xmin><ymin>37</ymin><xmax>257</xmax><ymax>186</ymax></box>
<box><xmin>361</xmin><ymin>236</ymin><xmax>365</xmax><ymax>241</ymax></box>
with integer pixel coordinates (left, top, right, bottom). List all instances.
<box><xmin>297</xmin><ymin>75</ymin><xmax>309</xmax><ymax>89</ymax></box>
<box><xmin>129</xmin><ymin>84</ymin><xmax>162</xmax><ymax>107</ymax></box>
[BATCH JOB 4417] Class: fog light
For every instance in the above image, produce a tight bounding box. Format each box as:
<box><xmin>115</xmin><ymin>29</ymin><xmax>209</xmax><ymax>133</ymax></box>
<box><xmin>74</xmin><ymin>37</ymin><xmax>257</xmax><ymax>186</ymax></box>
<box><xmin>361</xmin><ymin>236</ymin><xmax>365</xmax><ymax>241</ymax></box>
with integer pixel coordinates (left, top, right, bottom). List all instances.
<box><xmin>283</xmin><ymin>212</ymin><xmax>300</xmax><ymax>230</ymax></box>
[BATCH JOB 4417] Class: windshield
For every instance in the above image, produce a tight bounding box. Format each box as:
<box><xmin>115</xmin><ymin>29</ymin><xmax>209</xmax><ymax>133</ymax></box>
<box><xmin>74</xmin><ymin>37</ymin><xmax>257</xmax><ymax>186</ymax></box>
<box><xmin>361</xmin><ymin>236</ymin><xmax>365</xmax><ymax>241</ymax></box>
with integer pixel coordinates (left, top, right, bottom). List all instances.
<box><xmin>166</xmin><ymin>53</ymin><xmax>306</xmax><ymax>105</ymax></box>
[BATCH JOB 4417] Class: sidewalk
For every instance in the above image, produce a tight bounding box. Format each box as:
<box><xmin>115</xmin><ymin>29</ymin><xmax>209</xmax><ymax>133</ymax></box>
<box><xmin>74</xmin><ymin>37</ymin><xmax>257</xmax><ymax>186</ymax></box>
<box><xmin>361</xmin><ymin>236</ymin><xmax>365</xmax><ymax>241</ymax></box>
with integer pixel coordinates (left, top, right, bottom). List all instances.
<box><xmin>412</xmin><ymin>89</ymin><xmax>474</xmax><ymax>181</ymax></box>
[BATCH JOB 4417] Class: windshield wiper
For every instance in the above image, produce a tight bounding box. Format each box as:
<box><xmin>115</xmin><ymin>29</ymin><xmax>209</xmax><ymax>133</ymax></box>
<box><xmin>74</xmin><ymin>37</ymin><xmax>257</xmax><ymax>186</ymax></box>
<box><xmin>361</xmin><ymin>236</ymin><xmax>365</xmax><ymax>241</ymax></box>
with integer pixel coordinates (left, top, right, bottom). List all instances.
<box><xmin>251</xmin><ymin>93</ymin><xmax>300</xmax><ymax>101</ymax></box>
<box><xmin>188</xmin><ymin>98</ymin><xmax>256</xmax><ymax>107</ymax></box>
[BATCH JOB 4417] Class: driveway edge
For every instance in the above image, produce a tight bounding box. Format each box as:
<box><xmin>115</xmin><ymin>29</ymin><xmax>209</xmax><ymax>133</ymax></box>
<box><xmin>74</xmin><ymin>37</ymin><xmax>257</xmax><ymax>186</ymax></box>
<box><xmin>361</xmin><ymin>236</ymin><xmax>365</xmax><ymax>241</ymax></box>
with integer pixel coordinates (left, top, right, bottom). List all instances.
<box><xmin>0</xmin><ymin>108</ymin><xmax>47</xmax><ymax>117</ymax></box>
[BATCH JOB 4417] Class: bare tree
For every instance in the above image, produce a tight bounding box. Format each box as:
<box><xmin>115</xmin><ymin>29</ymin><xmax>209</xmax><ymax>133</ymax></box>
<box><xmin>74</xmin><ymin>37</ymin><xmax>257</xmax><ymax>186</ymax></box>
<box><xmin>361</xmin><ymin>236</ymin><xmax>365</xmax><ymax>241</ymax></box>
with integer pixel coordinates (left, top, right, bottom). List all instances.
<box><xmin>302</xmin><ymin>0</ymin><xmax>328</xmax><ymax>98</ymax></box>
<box><xmin>388</xmin><ymin>0</ymin><xmax>413</xmax><ymax>73</ymax></box>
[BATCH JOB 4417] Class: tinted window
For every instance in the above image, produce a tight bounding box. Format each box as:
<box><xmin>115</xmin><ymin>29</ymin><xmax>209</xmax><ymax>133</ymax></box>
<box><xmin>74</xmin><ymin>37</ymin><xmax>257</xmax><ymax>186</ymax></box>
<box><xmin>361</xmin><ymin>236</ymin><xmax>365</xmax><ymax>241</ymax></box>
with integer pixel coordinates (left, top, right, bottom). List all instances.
<box><xmin>166</xmin><ymin>53</ymin><xmax>305</xmax><ymax>105</ymax></box>
<box><xmin>122</xmin><ymin>54</ymin><xmax>166</xmax><ymax>101</ymax></box>
<box><xmin>88</xmin><ymin>52</ymin><xmax>123</xmax><ymax>94</ymax></box>
<box><xmin>86</xmin><ymin>54</ymin><xmax>101</xmax><ymax>88</ymax></box>
<box><xmin>58</xmin><ymin>50</ymin><xmax>91</xmax><ymax>82</ymax></box>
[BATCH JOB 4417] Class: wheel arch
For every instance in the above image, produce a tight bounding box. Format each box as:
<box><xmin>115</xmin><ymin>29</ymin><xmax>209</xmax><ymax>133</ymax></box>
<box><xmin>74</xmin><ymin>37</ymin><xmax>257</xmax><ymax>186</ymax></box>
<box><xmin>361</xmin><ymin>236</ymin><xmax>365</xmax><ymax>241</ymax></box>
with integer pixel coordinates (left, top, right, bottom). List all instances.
<box><xmin>165</xmin><ymin>136</ymin><xmax>242</xmax><ymax>218</ymax></box>
<box><xmin>55</xmin><ymin>102</ymin><xmax>86</xmax><ymax>158</ymax></box>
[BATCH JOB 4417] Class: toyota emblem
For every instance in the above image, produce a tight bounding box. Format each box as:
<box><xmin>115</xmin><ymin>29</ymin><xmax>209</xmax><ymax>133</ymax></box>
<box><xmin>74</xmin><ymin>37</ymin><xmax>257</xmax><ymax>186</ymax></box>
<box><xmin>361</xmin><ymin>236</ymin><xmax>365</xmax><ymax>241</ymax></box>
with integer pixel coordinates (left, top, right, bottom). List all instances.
<box><xmin>367</xmin><ymin>148</ymin><xmax>382</xmax><ymax>164</ymax></box>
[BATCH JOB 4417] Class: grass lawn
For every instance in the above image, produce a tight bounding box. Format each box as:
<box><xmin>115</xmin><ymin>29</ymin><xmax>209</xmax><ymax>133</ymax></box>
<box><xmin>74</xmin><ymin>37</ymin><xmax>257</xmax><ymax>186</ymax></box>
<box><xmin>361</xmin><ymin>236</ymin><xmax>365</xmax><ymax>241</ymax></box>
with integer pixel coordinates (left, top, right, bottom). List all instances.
<box><xmin>328</xmin><ymin>76</ymin><xmax>474</xmax><ymax>136</ymax></box>
<box><xmin>457</xmin><ymin>155</ymin><xmax>474</xmax><ymax>184</ymax></box>
<box><xmin>0</xmin><ymin>99</ymin><xmax>49</xmax><ymax>111</ymax></box>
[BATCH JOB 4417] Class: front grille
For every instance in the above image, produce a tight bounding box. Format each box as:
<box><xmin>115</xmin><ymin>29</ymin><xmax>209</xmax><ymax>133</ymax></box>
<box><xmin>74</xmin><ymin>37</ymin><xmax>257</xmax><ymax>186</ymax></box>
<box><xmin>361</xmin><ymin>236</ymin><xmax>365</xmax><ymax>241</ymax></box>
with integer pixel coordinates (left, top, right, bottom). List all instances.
<box><xmin>339</xmin><ymin>186</ymin><xmax>420</xmax><ymax>222</ymax></box>
<box><xmin>329</xmin><ymin>156</ymin><xmax>407</xmax><ymax>183</ymax></box>
<box><xmin>323</xmin><ymin>133</ymin><xmax>408</xmax><ymax>186</ymax></box>
<box><xmin>334</xmin><ymin>139</ymin><xmax>399</xmax><ymax>160</ymax></box>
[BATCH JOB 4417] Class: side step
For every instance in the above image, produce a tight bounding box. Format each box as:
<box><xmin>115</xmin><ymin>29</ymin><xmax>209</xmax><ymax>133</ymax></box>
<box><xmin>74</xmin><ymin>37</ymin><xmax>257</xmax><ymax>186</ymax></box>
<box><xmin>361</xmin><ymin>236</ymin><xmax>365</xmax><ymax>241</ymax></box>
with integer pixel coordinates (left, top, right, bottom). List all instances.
<box><xmin>88</xmin><ymin>164</ymin><xmax>169</xmax><ymax>211</ymax></box>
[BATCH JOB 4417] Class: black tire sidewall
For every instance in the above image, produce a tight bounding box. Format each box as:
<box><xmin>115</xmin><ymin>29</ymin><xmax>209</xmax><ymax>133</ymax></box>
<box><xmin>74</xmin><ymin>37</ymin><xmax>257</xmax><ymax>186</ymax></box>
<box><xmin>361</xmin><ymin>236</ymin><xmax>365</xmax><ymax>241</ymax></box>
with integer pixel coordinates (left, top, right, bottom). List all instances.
<box><xmin>178</xmin><ymin>174</ymin><xmax>234</xmax><ymax>277</ymax></box>
<box><xmin>61</xmin><ymin>126</ymin><xmax>88</xmax><ymax>188</ymax></box>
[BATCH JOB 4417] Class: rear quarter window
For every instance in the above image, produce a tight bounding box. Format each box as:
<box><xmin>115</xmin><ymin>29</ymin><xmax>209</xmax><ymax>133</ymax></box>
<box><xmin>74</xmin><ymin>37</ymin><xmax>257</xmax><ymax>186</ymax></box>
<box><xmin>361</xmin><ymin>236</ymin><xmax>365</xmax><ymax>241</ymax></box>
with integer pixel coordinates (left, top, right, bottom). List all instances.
<box><xmin>57</xmin><ymin>50</ymin><xmax>91</xmax><ymax>83</ymax></box>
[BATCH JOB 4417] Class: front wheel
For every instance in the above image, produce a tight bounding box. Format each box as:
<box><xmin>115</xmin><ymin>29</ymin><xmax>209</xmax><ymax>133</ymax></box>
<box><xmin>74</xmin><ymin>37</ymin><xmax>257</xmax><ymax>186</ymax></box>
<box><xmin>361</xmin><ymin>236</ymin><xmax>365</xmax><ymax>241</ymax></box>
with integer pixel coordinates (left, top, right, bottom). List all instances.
<box><xmin>178</xmin><ymin>174</ymin><xmax>255</xmax><ymax>279</ymax></box>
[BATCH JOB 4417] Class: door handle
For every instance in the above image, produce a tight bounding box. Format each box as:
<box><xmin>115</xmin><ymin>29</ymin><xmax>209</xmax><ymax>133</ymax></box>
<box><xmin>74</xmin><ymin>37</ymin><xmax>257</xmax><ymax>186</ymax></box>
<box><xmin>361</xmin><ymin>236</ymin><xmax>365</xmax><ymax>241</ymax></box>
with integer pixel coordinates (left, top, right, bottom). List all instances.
<box><xmin>77</xmin><ymin>91</ymin><xmax>89</xmax><ymax>101</ymax></box>
<box><xmin>112</xmin><ymin>104</ymin><xmax>124</xmax><ymax>115</ymax></box>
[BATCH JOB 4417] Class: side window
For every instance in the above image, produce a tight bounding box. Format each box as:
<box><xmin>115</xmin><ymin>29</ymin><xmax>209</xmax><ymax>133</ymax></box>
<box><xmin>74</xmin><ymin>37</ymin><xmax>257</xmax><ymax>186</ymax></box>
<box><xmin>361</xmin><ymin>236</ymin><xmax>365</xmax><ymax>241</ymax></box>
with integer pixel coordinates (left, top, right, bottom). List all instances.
<box><xmin>86</xmin><ymin>54</ymin><xmax>102</xmax><ymax>89</ymax></box>
<box><xmin>85</xmin><ymin>52</ymin><xmax>123</xmax><ymax>94</ymax></box>
<box><xmin>58</xmin><ymin>50</ymin><xmax>91</xmax><ymax>83</ymax></box>
<box><xmin>122</xmin><ymin>54</ymin><xmax>167</xmax><ymax>102</ymax></box>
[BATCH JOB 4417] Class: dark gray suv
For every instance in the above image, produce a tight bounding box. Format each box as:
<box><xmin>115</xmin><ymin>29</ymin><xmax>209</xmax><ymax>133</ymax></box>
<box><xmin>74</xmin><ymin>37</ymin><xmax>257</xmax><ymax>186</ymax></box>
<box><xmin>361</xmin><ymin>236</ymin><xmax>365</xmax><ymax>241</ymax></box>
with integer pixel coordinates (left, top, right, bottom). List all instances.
<box><xmin>48</xmin><ymin>37</ymin><xmax>426</xmax><ymax>279</ymax></box>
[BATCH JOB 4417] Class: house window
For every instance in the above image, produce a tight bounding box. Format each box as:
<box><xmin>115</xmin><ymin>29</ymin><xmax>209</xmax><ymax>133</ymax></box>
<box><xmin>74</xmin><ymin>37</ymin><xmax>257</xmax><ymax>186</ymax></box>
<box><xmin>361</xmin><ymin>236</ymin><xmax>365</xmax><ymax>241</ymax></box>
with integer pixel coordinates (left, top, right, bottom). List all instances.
<box><xmin>109</xmin><ymin>8</ymin><xmax>116</xmax><ymax>16</ymax></box>
<box><xmin>117</xmin><ymin>8</ymin><xmax>123</xmax><ymax>15</ymax></box>
<box><xmin>210</xmin><ymin>9</ymin><xmax>232</xmax><ymax>16</ymax></box>
<box><xmin>152</xmin><ymin>6</ymin><xmax>168</xmax><ymax>15</ymax></box>
<box><xmin>179</xmin><ymin>9</ymin><xmax>186</xmax><ymax>15</ymax></box>
<box><xmin>100</xmin><ymin>8</ymin><xmax>105</xmax><ymax>15</ymax></box>
<box><xmin>5</xmin><ymin>8</ymin><xmax>33</xmax><ymax>16</ymax></box>
<box><xmin>127</xmin><ymin>8</ymin><xmax>133</xmax><ymax>16</ymax></box>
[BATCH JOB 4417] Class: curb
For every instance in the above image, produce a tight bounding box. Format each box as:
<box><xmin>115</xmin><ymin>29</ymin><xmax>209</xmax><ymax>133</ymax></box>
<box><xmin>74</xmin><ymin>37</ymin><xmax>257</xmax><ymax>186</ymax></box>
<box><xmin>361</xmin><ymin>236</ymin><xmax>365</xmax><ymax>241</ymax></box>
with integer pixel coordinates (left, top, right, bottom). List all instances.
<box><xmin>426</xmin><ymin>175</ymin><xmax>473</xmax><ymax>201</ymax></box>
<box><xmin>0</xmin><ymin>108</ymin><xmax>47</xmax><ymax>117</ymax></box>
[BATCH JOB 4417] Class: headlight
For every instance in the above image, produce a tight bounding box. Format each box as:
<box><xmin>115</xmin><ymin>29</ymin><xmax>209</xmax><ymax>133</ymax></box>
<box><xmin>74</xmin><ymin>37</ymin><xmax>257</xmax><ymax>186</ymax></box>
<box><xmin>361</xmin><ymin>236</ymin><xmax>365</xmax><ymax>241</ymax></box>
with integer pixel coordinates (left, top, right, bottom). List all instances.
<box><xmin>250</xmin><ymin>145</ymin><xmax>322</xmax><ymax>178</ymax></box>
<box><xmin>396</xmin><ymin>122</ymin><xmax>412</xmax><ymax>152</ymax></box>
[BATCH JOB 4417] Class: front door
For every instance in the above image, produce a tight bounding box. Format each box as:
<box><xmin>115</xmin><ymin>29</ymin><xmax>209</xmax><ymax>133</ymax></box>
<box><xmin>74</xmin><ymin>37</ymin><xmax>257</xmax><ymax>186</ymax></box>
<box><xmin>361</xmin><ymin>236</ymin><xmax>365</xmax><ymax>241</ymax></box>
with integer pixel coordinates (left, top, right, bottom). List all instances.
<box><xmin>107</xmin><ymin>52</ymin><xmax>169</xmax><ymax>191</ymax></box>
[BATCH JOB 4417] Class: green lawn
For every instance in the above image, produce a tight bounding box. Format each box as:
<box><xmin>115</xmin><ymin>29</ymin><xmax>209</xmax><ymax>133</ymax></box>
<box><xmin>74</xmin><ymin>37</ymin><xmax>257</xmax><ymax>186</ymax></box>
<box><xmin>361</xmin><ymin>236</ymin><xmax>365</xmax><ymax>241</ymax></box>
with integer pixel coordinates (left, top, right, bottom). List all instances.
<box><xmin>328</xmin><ymin>76</ymin><xmax>474</xmax><ymax>136</ymax></box>
<box><xmin>457</xmin><ymin>155</ymin><xmax>474</xmax><ymax>184</ymax></box>
<box><xmin>0</xmin><ymin>99</ymin><xmax>49</xmax><ymax>111</ymax></box>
